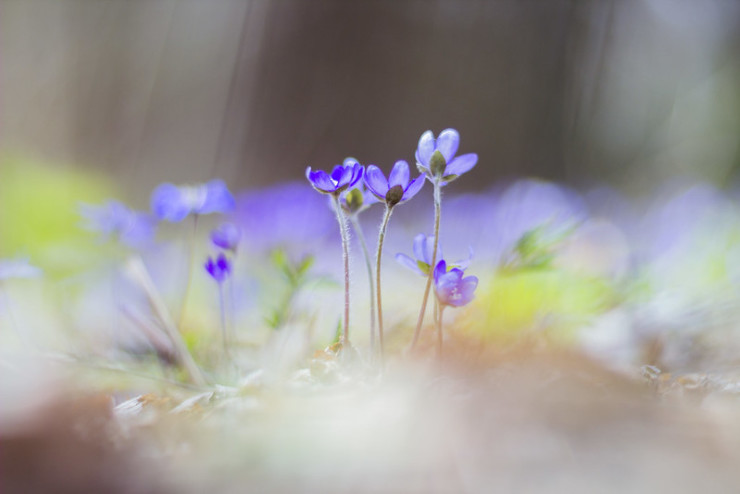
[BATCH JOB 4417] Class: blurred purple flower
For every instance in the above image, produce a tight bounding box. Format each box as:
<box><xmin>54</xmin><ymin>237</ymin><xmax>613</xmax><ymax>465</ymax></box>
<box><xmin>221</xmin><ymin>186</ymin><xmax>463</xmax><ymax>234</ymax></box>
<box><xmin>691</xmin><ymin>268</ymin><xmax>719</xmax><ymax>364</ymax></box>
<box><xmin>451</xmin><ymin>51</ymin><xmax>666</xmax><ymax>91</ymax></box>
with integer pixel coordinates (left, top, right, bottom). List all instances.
<box><xmin>396</xmin><ymin>234</ymin><xmax>472</xmax><ymax>276</ymax></box>
<box><xmin>233</xmin><ymin>182</ymin><xmax>336</xmax><ymax>253</ymax></box>
<box><xmin>80</xmin><ymin>200</ymin><xmax>156</xmax><ymax>247</ymax></box>
<box><xmin>205</xmin><ymin>253</ymin><xmax>231</xmax><ymax>283</ymax></box>
<box><xmin>305</xmin><ymin>160</ymin><xmax>364</xmax><ymax>195</ymax></box>
<box><xmin>433</xmin><ymin>260</ymin><xmax>478</xmax><ymax>308</ymax></box>
<box><xmin>211</xmin><ymin>222</ymin><xmax>241</xmax><ymax>252</ymax></box>
<box><xmin>151</xmin><ymin>179</ymin><xmax>235</xmax><ymax>222</ymax></box>
<box><xmin>0</xmin><ymin>258</ymin><xmax>43</xmax><ymax>280</ymax></box>
<box><xmin>364</xmin><ymin>160</ymin><xmax>424</xmax><ymax>206</ymax></box>
<box><xmin>415</xmin><ymin>128</ymin><xmax>478</xmax><ymax>185</ymax></box>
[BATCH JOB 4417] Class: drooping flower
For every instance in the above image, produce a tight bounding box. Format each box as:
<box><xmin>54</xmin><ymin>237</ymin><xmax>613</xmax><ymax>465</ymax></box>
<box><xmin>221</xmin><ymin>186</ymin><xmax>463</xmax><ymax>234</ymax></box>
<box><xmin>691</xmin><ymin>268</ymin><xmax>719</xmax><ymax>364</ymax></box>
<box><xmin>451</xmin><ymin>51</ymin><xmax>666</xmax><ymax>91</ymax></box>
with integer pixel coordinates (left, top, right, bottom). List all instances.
<box><xmin>79</xmin><ymin>200</ymin><xmax>156</xmax><ymax>247</ymax></box>
<box><xmin>211</xmin><ymin>222</ymin><xmax>241</xmax><ymax>252</ymax></box>
<box><xmin>433</xmin><ymin>260</ymin><xmax>478</xmax><ymax>307</ymax></box>
<box><xmin>364</xmin><ymin>160</ymin><xmax>424</xmax><ymax>206</ymax></box>
<box><xmin>0</xmin><ymin>258</ymin><xmax>43</xmax><ymax>280</ymax></box>
<box><xmin>205</xmin><ymin>253</ymin><xmax>232</xmax><ymax>283</ymax></box>
<box><xmin>151</xmin><ymin>179</ymin><xmax>235</xmax><ymax>222</ymax></box>
<box><xmin>396</xmin><ymin>234</ymin><xmax>472</xmax><ymax>276</ymax></box>
<box><xmin>305</xmin><ymin>160</ymin><xmax>364</xmax><ymax>195</ymax></box>
<box><xmin>415</xmin><ymin>128</ymin><xmax>478</xmax><ymax>185</ymax></box>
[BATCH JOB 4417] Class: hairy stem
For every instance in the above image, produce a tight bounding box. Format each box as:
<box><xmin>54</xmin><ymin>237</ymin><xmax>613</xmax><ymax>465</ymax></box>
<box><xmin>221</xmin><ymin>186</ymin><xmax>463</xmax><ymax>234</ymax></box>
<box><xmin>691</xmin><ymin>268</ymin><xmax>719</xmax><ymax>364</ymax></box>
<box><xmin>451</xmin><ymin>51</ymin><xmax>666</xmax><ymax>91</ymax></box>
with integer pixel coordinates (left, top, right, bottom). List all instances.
<box><xmin>350</xmin><ymin>216</ymin><xmax>376</xmax><ymax>354</ymax></box>
<box><xmin>411</xmin><ymin>180</ymin><xmax>442</xmax><ymax>349</ymax></box>
<box><xmin>177</xmin><ymin>214</ymin><xmax>199</xmax><ymax>327</ymax></box>
<box><xmin>333</xmin><ymin>195</ymin><xmax>351</xmax><ymax>345</ymax></box>
<box><xmin>375</xmin><ymin>204</ymin><xmax>394</xmax><ymax>362</ymax></box>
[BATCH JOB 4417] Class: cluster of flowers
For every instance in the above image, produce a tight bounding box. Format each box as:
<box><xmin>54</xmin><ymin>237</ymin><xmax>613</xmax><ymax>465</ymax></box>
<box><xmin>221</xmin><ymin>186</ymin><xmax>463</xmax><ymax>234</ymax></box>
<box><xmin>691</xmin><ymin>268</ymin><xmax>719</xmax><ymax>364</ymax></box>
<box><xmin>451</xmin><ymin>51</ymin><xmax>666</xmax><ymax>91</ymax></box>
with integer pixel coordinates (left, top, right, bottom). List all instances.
<box><xmin>306</xmin><ymin>128</ymin><xmax>479</xmax><ymax>357</ymax></box>
<box><xmin>77</xmin><ymin>127</ymin><xmax>478</xmax><ymax>365</ymax></box>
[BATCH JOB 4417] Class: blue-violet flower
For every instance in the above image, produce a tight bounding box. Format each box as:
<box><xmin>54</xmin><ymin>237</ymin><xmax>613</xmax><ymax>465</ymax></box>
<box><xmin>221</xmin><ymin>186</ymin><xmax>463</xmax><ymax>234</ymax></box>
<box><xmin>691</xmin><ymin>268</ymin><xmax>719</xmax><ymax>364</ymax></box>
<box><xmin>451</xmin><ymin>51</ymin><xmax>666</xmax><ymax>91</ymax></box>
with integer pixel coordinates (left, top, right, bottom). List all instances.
<box><xmin>80</xmin><ymin>200</ymin><xmax>156</xmax><ymax>247</ymax></box>
<box><xmin>205</xmin><ymin>253</ymin><xmax>232</xmax><ymax>283</ymax></box>
<box><xmin>433</xmin><ymin>260</ymin><xmax>478</xmax><ymax>307</ymax></box>
<box><xmin>415</xmin><ymin>128</ymin><xmax>478</xmax><ymax>185</ymax></box>
<box><xmin>396</xmin><ymin>234</ymin><xmax>472</xmax><ymax>276</ymax></box>
<box><xmin>306</xmin><ymin>160</ymin><xmax>364</xmax><ymax>196</ymax></box>
<box><xmin>151</xmin><ymin>179</ymin><xmax>235</xmax><ymax>222</ymax></box>
<box><xmin>364</xmin><ymin>160</ymin><xmax>424</xmax><ymax>206</ymax></box>
<box><xmin>211</xmin><ymin>222</ymin><xmax>241</xmax><ymax>252</ymax></box>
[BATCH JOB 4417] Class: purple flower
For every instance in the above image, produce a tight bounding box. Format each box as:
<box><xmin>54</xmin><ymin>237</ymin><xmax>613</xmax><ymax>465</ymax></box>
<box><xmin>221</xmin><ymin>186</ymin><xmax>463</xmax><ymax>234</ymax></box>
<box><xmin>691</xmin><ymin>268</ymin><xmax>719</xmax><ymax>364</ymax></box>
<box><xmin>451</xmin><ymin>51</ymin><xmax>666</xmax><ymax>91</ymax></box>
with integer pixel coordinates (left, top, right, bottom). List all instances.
<box><xmin>305</xmin><ymin>160</ymin><xmax>364</xmax><ymax>195</ymax></box>
<box><xmin>415</xmin><ymin>128</ymin><xmax>478</xmax><ymax>185</ymax></box>
<box><xmin>151</xmin><ymin>179</ymin><xmax>235</xmax><ymax>222</ymax></box>
<box><xmin>364</xmin><ymin>160</ymin><xmax>424</xmax><ymax>206</ymax></box>
<box><xmin>211</xmin><ymin>222</ymin><xmax>241</xmax><ymax>252</ymax></box>
<box><xmin>395</xmin><ymin>234</ymin><xmax>472</xmax><ymax>276</ymax></box>
<box><xmin>79</xmin><ymin>200</ymin><xmax>156</xmax><ymax>247</ymax></box>
<box><xmin>205</xmin><ymin>253</ymin><xmax>232</xmax><ymax>283</ymax></box>
<box><xmin>433</xmin><ymin>260</ymin><xmax>478</xmax><ymax>308</ymax></box>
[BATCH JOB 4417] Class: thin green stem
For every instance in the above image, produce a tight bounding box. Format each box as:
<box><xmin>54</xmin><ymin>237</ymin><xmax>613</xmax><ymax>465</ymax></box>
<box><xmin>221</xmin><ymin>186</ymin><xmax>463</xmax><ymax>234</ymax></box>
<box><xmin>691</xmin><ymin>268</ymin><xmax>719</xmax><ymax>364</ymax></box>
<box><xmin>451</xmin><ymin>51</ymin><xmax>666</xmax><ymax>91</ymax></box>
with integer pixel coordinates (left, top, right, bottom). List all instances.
<box><xmin>332</xmin><ymin>195</ymin><xmax>351</xmax><ymax>345</ymax></box>
<box><xmin>375</xmin><ymin>204</ymin><xmax>394</xmax><ymax>362</ymax></box>
<box><xmin>411</xmin><ymin>180</ymin><xmax>442</xmax><ymax>349</ymax></box>
<box><xmin>218</xmin><ymin>282</ymin><xmax>229</xmax><ymax>362</ymax></box>
<box><xmin>177</xmin><ymin>214</ymin><xmax>199</xmax><ymax>327</ymax></box>
<box><xmin>436</xmin><ymin>304</ymin><xmax>445</xmax><ymax>360</ymax></box>
<box><xmin>350</xmin><ymin>216</ymin><xmax>376</xmax><ymax>354</ymax></box>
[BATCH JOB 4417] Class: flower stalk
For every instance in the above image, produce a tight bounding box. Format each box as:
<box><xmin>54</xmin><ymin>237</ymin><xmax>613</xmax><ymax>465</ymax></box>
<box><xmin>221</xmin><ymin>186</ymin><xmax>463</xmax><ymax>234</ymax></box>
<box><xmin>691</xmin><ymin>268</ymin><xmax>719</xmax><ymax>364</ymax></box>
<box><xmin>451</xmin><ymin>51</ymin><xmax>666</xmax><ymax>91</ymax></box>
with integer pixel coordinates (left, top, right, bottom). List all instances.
<box><xmin>374</xmin><ymin>203</ymin><xmax>394</xmax><ymax>361</ymax></box>
<box><xmin>411</xmin><ymin>180</ymin><xmax>441</xmax><ymax>349</ymax></box>
<box><xmin>349</xmin><ymin>216</ymin><xmax>376</xmax><ymax>352</ymax></box>
<box><xmin>332</xmin><ymin>195</ymin><xmax>352</xmax><ymax>345</ymax></box>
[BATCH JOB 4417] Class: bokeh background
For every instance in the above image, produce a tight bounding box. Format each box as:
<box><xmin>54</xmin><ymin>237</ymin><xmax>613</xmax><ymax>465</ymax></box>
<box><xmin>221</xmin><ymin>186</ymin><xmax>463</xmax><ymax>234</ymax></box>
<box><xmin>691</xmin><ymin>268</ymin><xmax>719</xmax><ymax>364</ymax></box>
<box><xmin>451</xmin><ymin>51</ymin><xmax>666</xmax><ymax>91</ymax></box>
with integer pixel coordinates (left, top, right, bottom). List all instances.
<box><xmin>3</xmin><ymin>0</ymin><xmax>740</xmax><ymax>203</ymax></box>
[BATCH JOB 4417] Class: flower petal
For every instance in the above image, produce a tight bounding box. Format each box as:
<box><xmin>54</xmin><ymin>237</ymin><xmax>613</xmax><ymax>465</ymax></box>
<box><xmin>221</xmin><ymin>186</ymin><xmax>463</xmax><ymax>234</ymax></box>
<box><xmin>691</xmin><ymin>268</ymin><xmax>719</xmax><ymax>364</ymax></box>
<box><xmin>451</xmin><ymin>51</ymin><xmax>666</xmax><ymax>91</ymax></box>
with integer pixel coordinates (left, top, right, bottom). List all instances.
<box><xmin>412</xmin><ymin>234</ymin><xmax>427</xmax><ymax>263</ymax></box>
<box><xmin>433</xmin><ymin>259</ymin><xmax>447</xmax><ymax>283</ymax></box>
<box><xmin>444</xmin><ymin>153</ymin><xmax>478</xmax><ymax>177</ymax></box>
<box><xmin>348</xmin><ymin>163</ymin><xmax>364</xmax><ymax>188</ymax></box>
<box><xmin>363</xmin><ymin>165</ymin><xmax>389</xmax><ymax>199</ymax></box>
<box><xmin>200</xmin><ymin>179</ymin><xmax>235</xmax><ymax>214</ymax></box>
<box><xmin>151</xmin><ymin>183</ymin><xmax>190</xmax><ymax>222</ymax></box>
<box><xmin>400</xmin><ymin>175</ymin><xmax>424</xmax><ymax>202</ymax></box>
<box><xmin>388</xmin><ymin>160</ymin><xmax>410</xmax><ymax>188</ymax></box>
<box><xmin>307</xmin><ymin>168</ymin><xmax>337</xmax><ymax>193</ymax></box>
<box><xmin>395</xmin><ymin>253</ymin><xmax>424</xmax><ymax>276</ymax></box>
<box><xmin>330</xmin><ymin>165</ymin><xmax>345</xmax><ymax>184</ymax></box>
<box><xmin>423</xmin><ymin>235</ymin><xmax>442</xmax><ymax>266</ymax></box>
<box><xmin>436</xmin><ymin>128</ymin><xmax>460</xmax><ymax>163</ymax></box>
<box><xmin>417</xmin><ymin>130</ymin><xmax>435</xmax><ymax>167</ymax></box>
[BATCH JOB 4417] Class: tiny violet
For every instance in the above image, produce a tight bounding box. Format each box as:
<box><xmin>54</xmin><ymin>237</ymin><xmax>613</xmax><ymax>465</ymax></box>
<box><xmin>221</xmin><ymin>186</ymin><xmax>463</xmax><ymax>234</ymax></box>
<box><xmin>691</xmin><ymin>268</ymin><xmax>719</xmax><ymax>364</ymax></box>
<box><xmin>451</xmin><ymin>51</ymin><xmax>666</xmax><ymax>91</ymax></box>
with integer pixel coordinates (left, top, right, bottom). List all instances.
<box><xmin>433</xmin><ymin>260</ymin><xmax>478</xmax><ymax>308</ymax></box>
<box><xmin>79</xmin><ymin>200</ymin><xmax>156</xmax><ymax>247</ymax></box>
<box><xmin>305</xmin><ymin>160</ymin><xmax>364</xmax><ymax>196</ymax></box>
<box><xmin>0</xmin><ymin>258</ymin><xmax>43</xmax><ymax>280</ymax></box>
<box><xmin>364</xmin><ymin>160</ymin><xmax>424</xmax><ymax>206</ymax></box>
<box><xmin>396</xmin><ymin>234</ymin><xmax>473</xmax><ymax>276</ymax></box>
<box><xmin>205</xmin><ymin>253</ymin><xmax>232</xmax><ymax>284</ymax></box>
<box><xmin>415</xmin><ymin>128</ymin><xmax>478</xmax><ymax>185</ymax></box>
<box><xmin>211</xmin><ymin>222</ymin><xmax>241</xmax><ymax>252</ymax></box>
<box><xmin>151</xmin><ymin>179</ymin><xmax>235</xmax><ymax>222</ymax></box>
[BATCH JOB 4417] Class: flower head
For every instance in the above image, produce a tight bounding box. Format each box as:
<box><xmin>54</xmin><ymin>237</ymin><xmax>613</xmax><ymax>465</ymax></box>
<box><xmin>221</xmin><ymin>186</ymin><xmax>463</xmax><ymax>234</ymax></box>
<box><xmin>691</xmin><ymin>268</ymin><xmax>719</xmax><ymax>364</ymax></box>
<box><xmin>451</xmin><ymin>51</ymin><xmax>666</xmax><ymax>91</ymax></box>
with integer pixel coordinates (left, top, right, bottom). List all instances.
<box><xmin>79</xmin><ymin>200</ymin><xmax>156</xmax><ymax>247</ymax></box>
<box><xmin>415</xmin><ymin>128</ymin><xmax>478</xmax><ymax>185</ymax></box>
<box><xmin>151</xmin><ymin>179</ymin><xmax>235</xmax><ymax>222</ymax></box>
<box><xmin>339</xmin><ymin>184</ymin><xmax>379</xmax><ymax>216</ymax></box>
<box><xmin>205</xmin><ymin>253</ymin><xmax>232</xmax><ymax>283</ymax></box>
<box><xmin>433</xmin><ymin>260</ymin><xmax>478</xmax><ymax>307</ymax></box>
<box><xmin>364</xmin><ymin>160</ymin><xmax>424</xmax><ymax>206</ymax></box>
<box><xmin>305</xmin><ymin>159</ymin><xmax>364</xmax><ymax>195</ymax></box>
<box><xmin>396</xmin><ymin>234</ymin><xmax>472</xmax><ymax>276</ymax></box>
<box><xmin>211</xmin><ymin>222</ymin><xmax>241</xmax><ymax>252</ymax></box>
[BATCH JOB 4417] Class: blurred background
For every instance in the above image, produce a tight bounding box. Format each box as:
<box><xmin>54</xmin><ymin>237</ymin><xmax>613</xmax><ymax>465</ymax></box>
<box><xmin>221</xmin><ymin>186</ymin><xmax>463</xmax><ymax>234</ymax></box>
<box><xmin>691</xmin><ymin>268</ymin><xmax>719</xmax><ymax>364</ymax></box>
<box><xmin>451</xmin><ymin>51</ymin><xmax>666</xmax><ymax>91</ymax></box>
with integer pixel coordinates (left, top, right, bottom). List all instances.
<box><xmin>3</xmin><ymin>0</ymin><xmax>740</xmax><ymax>204</ymax></box>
